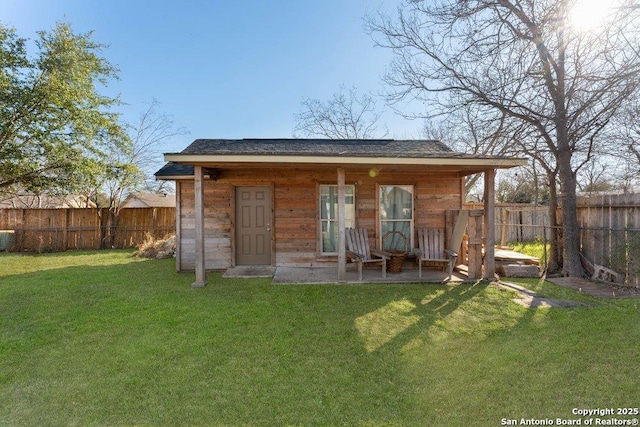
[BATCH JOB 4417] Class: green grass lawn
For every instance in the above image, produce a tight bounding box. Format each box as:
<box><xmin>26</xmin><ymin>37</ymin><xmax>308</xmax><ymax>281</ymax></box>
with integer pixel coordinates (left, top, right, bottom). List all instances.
<box><xmin>1</xmin><ymin>251</ymin><xmax>639</xmax><ymax>426</ymax></box>
<box><xmin>508</xmin><ymin>240</ymin><xmax>551</xmax><ymax>269</ymax></box>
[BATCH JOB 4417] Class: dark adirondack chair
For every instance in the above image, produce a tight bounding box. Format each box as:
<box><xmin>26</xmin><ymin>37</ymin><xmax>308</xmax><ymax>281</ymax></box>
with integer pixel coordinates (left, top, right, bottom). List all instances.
<box><xmin>345</xmin><ymin>228</ymin><xmax>391</xmax><ymax>281</ymax></box>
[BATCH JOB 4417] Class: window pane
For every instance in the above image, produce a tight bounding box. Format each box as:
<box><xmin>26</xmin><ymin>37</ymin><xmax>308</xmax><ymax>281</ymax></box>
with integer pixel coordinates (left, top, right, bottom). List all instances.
<box><xmin>320</xmin><ymin>186</ymin><xmax>354</xmax><ymax>220</ymax></box>
<box><xmin>380</xmin><ymin>185</ymin><xmax>413</xmax><ymax>251</ymax></box>
<box><xmin>322</xmin><ymin>220</ymin><xmax>355</xmax><ymax>253</ymax></box>
<box><xmin>322</xmin><ymin>221</ymin><xmax>337</xmax><ymax>252</ymax></box>
<box><xmin>380</xmin><ymin>186</ymin><xmax>413</xmax><ymax>219</ymax></box>
<box><xmin>320</xmin><ymin>186</ymin><xmax>335</xmax><ymax>220</ymax></box>
<box><xmin>320</xmin><ymin>185</ymin><xmax>355</xmax><ymax>254</ymax></box>
<box><xmin>381</xmin><ymin>221</ymin><xmax>411</xmax><ymax>251</ymax></box>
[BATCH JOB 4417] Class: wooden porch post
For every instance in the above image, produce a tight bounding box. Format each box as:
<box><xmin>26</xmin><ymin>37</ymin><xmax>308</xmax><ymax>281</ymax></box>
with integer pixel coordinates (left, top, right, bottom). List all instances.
<box><xmin>175</xmin><ymin>181</ymin><xmax>182</xmax><ymax>272</ymax></box>
<box><xmin>337</xmin><ymin>167</ymin><xmax>346</xmax><ymax>283</ymax></box>
<box><xmin>192</xmin><ymin>165</ymin><xmax>207</xmax><ymax>287</ymax></box>
<box><xmin>483</xmin><ymin>169</ymin><xmax>496</xmax><ymax>280</ymax></box>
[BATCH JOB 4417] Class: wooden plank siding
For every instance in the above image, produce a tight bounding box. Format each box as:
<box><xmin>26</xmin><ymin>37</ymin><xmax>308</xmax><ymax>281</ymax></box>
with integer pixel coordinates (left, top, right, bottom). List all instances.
<box><xmin>175</xmin><ymin>167</ymin><xmax>464</xmax><ymax>271</ymax></box>
<box><xmin>179</xmin><ymin>180</ymin><xmax>233</xmax><ymax>270</ymax></box>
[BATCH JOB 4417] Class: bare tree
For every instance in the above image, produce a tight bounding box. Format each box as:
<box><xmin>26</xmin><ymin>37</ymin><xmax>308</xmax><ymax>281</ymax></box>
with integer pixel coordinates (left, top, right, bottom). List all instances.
<box><xmin>511</xmin><ymin>131</ymin><xmax>565</xmax><ymax>273</ymax></box>
<box><xmin>577</xmin><ymin>160</ymin><xmax>616</xmax><ymax>193</ymax></box>
<box><xmin>423</xmin><ymin>103</ymin><xmax>521</xmax><ymax>196</ymax></box>
<box><xmin>368</xmin><ymin>0</ymin><xmax>640</xmax><ymax>277</ymax></box>
<box><xmin>129</xmin><ymin>99</ymin><xmax>188</xmax><ymax>192</ymax></box>
<box><xmin>293</xmin><ymin>85</ymin><xmax>386</xmax><ymax>139</ymax></box>
<box><xmin>496</xmin><ymin>166</ymin><xmax>549</xmax><ymax>204</ymax></box>
<box><xmin>76</xmin><ymin>100</ymin><xmax>187</xmax><ymax>247</ymax></box>
<box><xmin>611</xmin><ymin>97</ymin><xmax>640</xmax><ymax>189</ymax></box>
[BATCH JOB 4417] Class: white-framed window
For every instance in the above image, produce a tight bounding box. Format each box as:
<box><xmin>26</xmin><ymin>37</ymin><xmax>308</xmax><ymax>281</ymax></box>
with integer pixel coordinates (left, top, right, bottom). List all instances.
<box><xmin>319</xmin><ymin>184</ymin><xmax>355</xmax><ymax>255</ymax></box>
<box><xmin>379</xmin><ymin>185</ymin><xmax>414</xmax><ymax>251</ymax></box>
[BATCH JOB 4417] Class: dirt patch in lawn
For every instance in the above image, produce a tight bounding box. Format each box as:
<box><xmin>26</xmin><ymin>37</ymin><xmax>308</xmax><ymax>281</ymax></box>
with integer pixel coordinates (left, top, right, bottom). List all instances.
<box><xmin>546</xmin><ymin>276</ymin><xmax>640</xmax><ymax>298</ymax></box>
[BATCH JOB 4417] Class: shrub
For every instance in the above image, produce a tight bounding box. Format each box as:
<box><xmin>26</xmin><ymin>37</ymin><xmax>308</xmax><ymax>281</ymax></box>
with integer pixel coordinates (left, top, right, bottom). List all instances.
<box><xmin>134</xmin><ymin>234</ymin><xmax>176</xmax><ymax>259</ymax></box>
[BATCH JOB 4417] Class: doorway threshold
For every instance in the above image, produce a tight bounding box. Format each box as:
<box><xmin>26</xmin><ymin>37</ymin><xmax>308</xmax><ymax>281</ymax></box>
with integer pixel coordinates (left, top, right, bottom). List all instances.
<box><xmin>222</xmin><ymin>265</ymin><xmax>276</xmax><ymax>278</ymax></box>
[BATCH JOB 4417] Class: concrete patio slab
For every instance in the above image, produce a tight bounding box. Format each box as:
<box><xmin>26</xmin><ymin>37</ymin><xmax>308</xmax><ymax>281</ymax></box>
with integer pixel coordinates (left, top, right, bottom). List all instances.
<box><xmin>272</xmin><ymin>266</ymin><xmax>466</xmax><ymax>284</ymax></box>
<box><xmin>222</xmin><ymin>265</ymin><xmax>276</xmax><ymax>278</ymax></box>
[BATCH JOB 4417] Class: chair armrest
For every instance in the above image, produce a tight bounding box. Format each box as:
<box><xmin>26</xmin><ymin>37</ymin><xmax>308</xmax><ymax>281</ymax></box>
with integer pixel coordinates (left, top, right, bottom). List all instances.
<box><xmin>346</xmin><ymin>250</ymin><xmax>363</xmax><ymax>261</ymax></box>
<box><xmin>370</xmin><ymin>249</ymin><xmax>392</xmax><ymax>259</ymax></box>
<box><xmin>444</xmin><ymin>249</ymin><xmax>458</xmax><ymax>259</ymax></box>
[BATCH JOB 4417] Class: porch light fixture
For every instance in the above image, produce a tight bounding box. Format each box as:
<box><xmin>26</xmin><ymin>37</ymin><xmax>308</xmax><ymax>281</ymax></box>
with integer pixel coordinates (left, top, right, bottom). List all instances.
<box><xmin>203</xmin><ymin>168</ymin><xmax>220</xmax><ymax>180</ymax></box>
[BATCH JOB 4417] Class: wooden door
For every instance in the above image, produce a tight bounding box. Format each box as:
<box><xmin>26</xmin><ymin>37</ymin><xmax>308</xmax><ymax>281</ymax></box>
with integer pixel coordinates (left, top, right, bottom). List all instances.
<box><xmin>235</xmin><ymin>186</ymin><xmax>272</xmax><ymax>265</ymax></box>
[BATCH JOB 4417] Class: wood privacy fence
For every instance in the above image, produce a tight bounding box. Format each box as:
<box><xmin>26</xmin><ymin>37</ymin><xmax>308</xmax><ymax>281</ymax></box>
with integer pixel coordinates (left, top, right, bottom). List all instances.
<box><xmin>469</xmin><ymin>195</ymin><xmax>640</xmax><ymax>286</ymax></box>
<box><xmin>465</xmin><ymin>203</ymin><xmax>551</xmax><ymax>244</ymax></box>
<box><xmin>0</xmin><ymin>208</ymin><xmax>176</xmax><ymax>252</ymax></box>
<box><xmin>577</xmin><ymin>193</ymin><xmax>640</xmax><ymax>287</ymax></box>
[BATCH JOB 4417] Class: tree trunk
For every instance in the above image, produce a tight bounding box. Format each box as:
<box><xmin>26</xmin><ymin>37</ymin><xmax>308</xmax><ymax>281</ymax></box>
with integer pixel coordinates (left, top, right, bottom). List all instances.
<box><xmin>546</xmin><ymin>171</ymin><xmax>562</xmax><ymax>274</ymax></box>
<box><xmin>98</xmin><ymin>208</ymin><xmax>108</xmax><ymax>250</ymax></box>
<box><xmin>108</xmin><ymin>209</ymin><xmax>118</xmax><ymax>249</ymax></box>
<box><xmin>557</xmin><ymin>149</ymin><xmax>587</xmax><ymax>277</ymax></box>
<box><xmin>552</xmin><ymin>19</ymin><xmax>586</xmax><ymax>278</ymax></box>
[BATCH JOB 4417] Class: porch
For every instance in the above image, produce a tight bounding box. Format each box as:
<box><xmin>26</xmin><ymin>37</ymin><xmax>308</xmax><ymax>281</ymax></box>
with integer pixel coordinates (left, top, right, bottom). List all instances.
<box><xmin>224</xmin><ymin>264</ymin><xmax>468</xmax><ymax>284</ymax></box>
<box><xmin>157</xmin><ymin>139</ymin><xmax>528</xmax><ymax>287</ymax></box>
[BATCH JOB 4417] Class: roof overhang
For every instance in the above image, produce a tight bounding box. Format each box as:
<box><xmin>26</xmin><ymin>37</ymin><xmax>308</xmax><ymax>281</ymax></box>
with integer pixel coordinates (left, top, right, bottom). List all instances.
<box><xmin>156</xmin><ymin>175</ymin><xmax>195</xmax><ymax>181</ymax></box>
<box><xmin>163</xmin><ymin>153</ymin><xmax>527</xmax><ymax>168</ymax></box>
<box><xmin>156</xmin><ymin>153</ymin><xmax>528</xmax><ymax>180</ymax></box>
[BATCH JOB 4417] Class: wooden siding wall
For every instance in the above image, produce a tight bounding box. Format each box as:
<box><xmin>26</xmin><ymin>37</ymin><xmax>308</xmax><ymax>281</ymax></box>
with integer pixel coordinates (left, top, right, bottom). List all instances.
<box><xmin>179</xmin><ymin>181</ymin><xmax>233</xmax><ymax>270</ymax></box>
<box><xmin>177</xmin><ymin>168</ymin><xmax>463</xmax><ymax>271</ymax></box>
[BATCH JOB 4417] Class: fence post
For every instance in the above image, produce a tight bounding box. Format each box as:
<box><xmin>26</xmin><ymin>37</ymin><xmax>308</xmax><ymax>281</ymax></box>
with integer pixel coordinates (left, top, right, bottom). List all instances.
<box><xmin>467</xmin><ymin>210</ymin><xmax>484</xmax><ymax>279</ymax></box>
<box><xmin>153</xmin><ymin>207</ymin><xmax>158</xmax><ymax>238</ymax></box>
<box><xmin>63</xmin><ymin>209</ymin><xmax>70</xmax><ymax>250</ymax></box>
<box><xmin>500</xmin><ymin>209</ymin><xmax>509</xmax><ymax>247</ymax></box>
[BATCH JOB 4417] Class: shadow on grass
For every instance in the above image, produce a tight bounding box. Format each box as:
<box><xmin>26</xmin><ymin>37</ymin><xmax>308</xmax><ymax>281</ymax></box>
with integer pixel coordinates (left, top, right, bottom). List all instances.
<box><xmin>354</xmin><ymin>281</ymin><xmax>491</xmax><ymax>353</ymax></box>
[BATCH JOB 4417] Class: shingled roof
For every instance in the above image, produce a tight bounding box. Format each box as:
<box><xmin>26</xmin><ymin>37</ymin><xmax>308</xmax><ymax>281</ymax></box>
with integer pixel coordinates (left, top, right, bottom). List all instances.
<box><xmin>156</xmin><ymin>138</ymin><xmax>526</xmax><ymax>179</ymax></box>
<box><xmin>177</xmin><ymin>138</ymin><xmax>458</xmax><ymax>158</ymax></box>
<box><xmin>155</xmin><ymin>162</ymin><xmax>195</xmax><ymax>178</ymax></box>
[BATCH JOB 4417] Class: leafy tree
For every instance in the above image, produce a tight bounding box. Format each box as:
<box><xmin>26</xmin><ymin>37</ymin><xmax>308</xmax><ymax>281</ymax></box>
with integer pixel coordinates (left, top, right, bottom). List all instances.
<box><xmin>0</xmin><ymin>21</ymin><xmax>128</xmax><ymax>195</ymax></box>
<box><xmin>368</xmin><ymin>0</ymin><xmax>640</xmax><ymax>277</ymax></box>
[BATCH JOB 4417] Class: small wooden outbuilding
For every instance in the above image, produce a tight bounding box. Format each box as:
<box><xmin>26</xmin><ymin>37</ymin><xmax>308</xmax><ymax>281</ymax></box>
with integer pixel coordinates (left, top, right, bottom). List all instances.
<box><xmin>155</xmin><ymin>139</ymin><xmax>526</xmax><ymax>286</ymax></box>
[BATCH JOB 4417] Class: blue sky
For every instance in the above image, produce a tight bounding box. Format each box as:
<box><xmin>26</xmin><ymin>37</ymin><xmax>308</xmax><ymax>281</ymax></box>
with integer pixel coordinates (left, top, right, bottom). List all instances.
<box><xmin>1</xmin><ymin>0</ymin><xmax>423</xmax><ymax>156</ymax></box>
